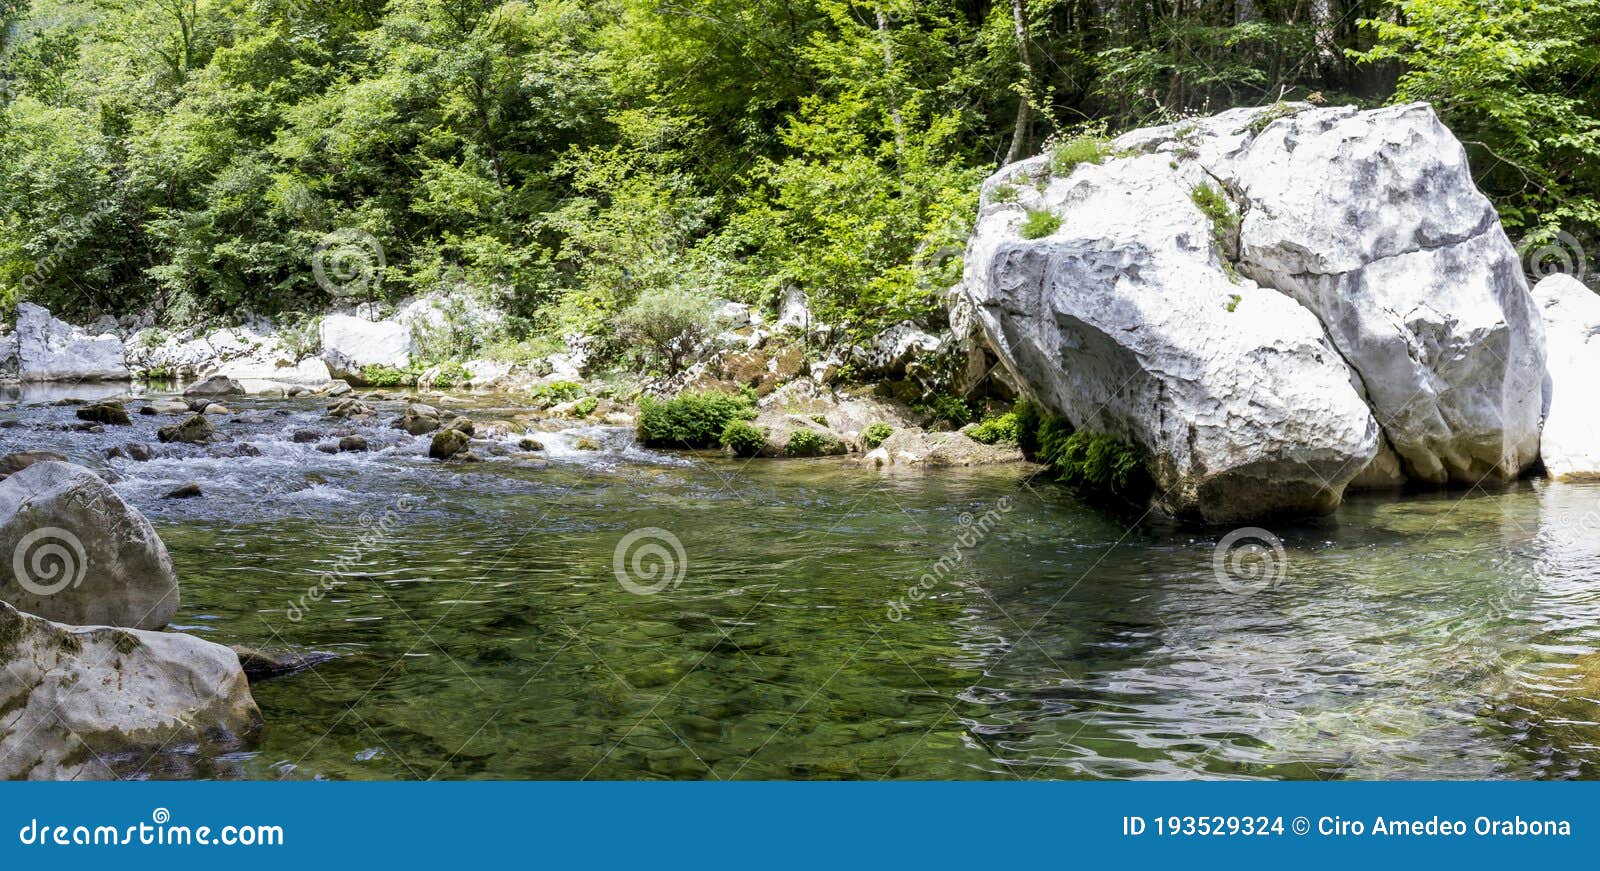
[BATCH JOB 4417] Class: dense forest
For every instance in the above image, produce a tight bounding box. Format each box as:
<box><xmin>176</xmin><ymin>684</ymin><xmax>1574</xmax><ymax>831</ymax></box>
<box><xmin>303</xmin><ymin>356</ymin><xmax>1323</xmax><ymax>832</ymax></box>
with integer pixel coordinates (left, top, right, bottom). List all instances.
<box><xmin>0</xmin><ymin>0</ymin><xmax>1596</xmax><ymax>348</ymax></box>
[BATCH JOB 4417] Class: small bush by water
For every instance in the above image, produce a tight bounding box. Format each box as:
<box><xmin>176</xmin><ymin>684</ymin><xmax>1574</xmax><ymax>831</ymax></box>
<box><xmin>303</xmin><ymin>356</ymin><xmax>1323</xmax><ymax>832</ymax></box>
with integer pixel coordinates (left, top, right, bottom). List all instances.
<box><xmin>1012</xmin><ymin>399</ymin><xmax>1151</xmax><ymax>503</ymax></box>
<box><xmin>637</xmin><ymin>391</ymin><xmax>756</xmax><ymax>448</ymax></box>
<box><xmin>719</xmin><ymin>420</ymin><xmax>766</xmax><ymax>457</ymax></box>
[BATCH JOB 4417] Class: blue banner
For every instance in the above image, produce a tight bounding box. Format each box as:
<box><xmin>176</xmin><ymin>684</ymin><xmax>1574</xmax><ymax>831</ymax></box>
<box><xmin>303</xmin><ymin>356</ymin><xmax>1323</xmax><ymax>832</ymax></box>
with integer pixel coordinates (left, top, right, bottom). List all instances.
<box><xmin>0</xmin><ymin>782</ymin><xmax>1594</xmax><ymax>868</ymax></box>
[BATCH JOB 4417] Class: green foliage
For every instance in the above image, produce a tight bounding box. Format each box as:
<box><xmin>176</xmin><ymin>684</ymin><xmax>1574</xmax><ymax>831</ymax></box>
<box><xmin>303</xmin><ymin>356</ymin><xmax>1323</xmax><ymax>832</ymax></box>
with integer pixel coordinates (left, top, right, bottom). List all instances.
<box><xmin>1019</xmin><ymin>209</ymin><xmax>1062</xmax><ymax>240</ymax></box>
<box><xmin>1050</xmin><ymin>134</ymin><xmax>1109</xmax><ymax>176</ymax></box>
<box><xmin>1012</xmin><ymin>400</ymin><xmax>1044</xmax><ymax>456</ymax></box>
<box><xmin>1191</xmin><ymin>183</ymin><xmax>1240</xmax><ymax>253</ymax></box>
<box><xmin>1226</xmin><ymin>293</ymin><xmax>1242</xmax><ymax>313</ymax></box>
<box><xmin>785</xmin><ymin>429</ymin><xmax>826</xmax><ymax>457</ymax></box>
<box><xmin>1355</xmin><ymin>0</ymin><xmax>1600</xmax><ymax>241</ymax></box>
<box><xmin>636</xmin><ymin>390</ymin><xmax>756</xmax><ymax>449</ymax></box>
<box><xmin>532</xmin><ymin>380</ymin><xmax>587</xmax><ymax>405</ymax></box>
<box><xmin>1046</xmin><ymin>431</ymin><xmax>1149</xmax><ymax>499</ymax></box>
<box><xmin>0</xmin><ymin>0</ymin><xmax>1588</xmax><ymax>331</ymax></box>
<box><xmin>968</xmin><ymin>412</ymin><xmax>1021</xmax><ymax>445</ymax></box>
<box><xmin>430</xmin><ymin>361</ymin><xmax>471</xmax><ymax>390</ymax></box>
<box><xmin>1010</xmin><ymin>399</ymin><xmax>1149</xmax><ymax>502</ymax></box>
<box><xmin>991</xmin><ymin>184</ymin><xmax>1020</xmax><ymax>204</ymax></box>
<box><xmin>360</xmin><ymin>365</ymin><xmax>413</xmax><ymax>388</ymax></box>
<box><xmin>1244</xmin><ymin>102</ymin><xmax>1302</xmax><ymax>136</ymax></box>
<box><xmin>571</xmin><ymin>396</ymin><xmax>599</xmax><ymax>418</ymax></box>
<box><xmin>915</xmin><ymin>393</ymin><xmax>973</xmax><ymax>427</ymax></box>
<box><xmin>719</xmin><ymin>419</ymin><xmax>766</xmax><ymax>457</ymax></box>
<box><xmin>861</xmin><ymin>422</ymin><xmax>894</xmax><ymax>449</ymax></box>
<box><xmin>277</xmin><ymin>314</ymin><xmax>322</xmax><ymax>361</ymax></box>
<box><xmin>611</xmin><ymin>287</ymin><xmax>718</xmax><ymax>375</ymax></box>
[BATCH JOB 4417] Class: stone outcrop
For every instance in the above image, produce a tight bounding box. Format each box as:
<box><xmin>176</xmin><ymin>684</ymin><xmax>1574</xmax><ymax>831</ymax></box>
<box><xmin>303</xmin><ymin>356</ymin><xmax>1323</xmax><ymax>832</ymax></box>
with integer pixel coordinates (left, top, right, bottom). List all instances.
<box><xmin>960</xmin><ymin>102</ymin><xmax>1543</xmax><ymax>522</ymax></box>
<box><xmin>0</xmin><ymin>461</ymin><xmax>179</xmax><ymax>630</ymax></box>
<box><xmin>0</xmin><ymin>601</ymin><xmax>261</xmax><ymax>780</ymax></box>
<box><xmin>1533</xmin><ymin>274</ymin><xmax>1600</xmax><ymax>480</ymax></box>
<box><xmin>15</xmin><ymin>303</ymin><xmax>130</xmax><ymax>382</ymax></box>
<box><xmin>319</xmin><ymin>314</ymin><xmax>413</xmax><ymax>378</ymax></box>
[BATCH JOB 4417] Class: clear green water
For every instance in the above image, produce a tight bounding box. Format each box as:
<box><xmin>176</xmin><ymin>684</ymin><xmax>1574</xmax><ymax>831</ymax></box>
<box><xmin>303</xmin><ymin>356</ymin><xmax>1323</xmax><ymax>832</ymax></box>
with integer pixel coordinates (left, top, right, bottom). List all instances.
<box><xmin>7</xmin><ymin>389</ymin><xmax>1600</xmax><ymax>780</ymax></box>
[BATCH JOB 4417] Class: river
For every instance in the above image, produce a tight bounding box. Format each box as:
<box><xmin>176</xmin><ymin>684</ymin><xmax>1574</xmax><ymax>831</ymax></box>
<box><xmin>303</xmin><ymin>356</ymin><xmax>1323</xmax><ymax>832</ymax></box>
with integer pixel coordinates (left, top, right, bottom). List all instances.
<box><xmin>4</xmin><ymin>385</ymin><xmax>1599</xmax><ymax>780</ymax></box>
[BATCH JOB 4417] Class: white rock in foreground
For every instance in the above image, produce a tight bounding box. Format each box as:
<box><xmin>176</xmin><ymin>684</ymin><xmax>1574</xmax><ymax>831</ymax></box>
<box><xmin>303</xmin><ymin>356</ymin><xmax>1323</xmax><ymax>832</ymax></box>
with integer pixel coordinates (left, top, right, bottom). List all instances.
<box><xmin>14</xmin><ymin>302</ymin><xmax>130</xmax><ymax>382</ymax></box>
<box><xmin>0</xmin><ymin>601</ymin><xmax>261</xmax><ymax>780</ymax></box>
<box><xmin>319</xmin><ymin>313</ymin><xmax>413</xmax><ymax>377</ymax></box>
<box><xmin>963</xmin><ymin>151</ymin><xmax>1380</xmax><ymax>523</ymax></box>
<box><xmin>0</xmin><ymin>461</ymin><xmax>179</xmax><ymax>630</ymax></box>
<box><xmin>1534</xmin><ymin>274</ymin><xmax>1600</xmax><ymax>480</ymax></box>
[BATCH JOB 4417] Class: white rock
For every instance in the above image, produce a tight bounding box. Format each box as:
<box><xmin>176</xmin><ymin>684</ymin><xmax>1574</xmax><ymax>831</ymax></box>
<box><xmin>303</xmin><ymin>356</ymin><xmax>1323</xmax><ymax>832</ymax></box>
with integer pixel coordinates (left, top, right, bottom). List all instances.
<box><xmin>0</xmin><ymin>601</ymin><xmax>261</xmax><ymax>780</ymax></box>
<box><xmin>465</xmin><ymin>359</ymin><xmax>512</xmax><ymax>388</ymax></box>
<box><xmin>0</xmin><ymin>461</ymin><xmax>179</xmax><ymax>629</ymax></box>
<box><xmin>319</xmin><ymin>314</ymin><xmax>413</xmax><ymax>377</ymax></box>
<box><xmin>211</xmin><ymin>354</ymin><xmax>331</xmax><ymax>385</ymax></box>
<box><xmin>776</xmin><ymin>287</ymin><xmax>812</xmax><ymax>333</ymax></box>
<box><xmin>854</xmin><ymin>321</ymin><xmax>944</xmax><ymax>379</ymax></box>
<box><xmin>1223</xmin><ymin>104</ymin><xmax>1544</xmax><ymax>484</ymax></box>
<box><xmin>715</xmin><ymin>301</ymin><xmax>754</xmax><ymax>328</ymax></box>
<box><xmin>962</xmin><ymin>149</ymin><xmax>1381</xmax><ymax>523</ymax></box>
<box><xmin>1534</xmin><ymin>274</ymin><xmax>1600</xmax><ymax>479</ymax></box>
<box><xmin>962</xmin><ymin>102</ymin><xmax>1545</xmax><ymax>520</ymax></box>
<box><xmin>14</xmin><ymin>303</ymin><xmax>130</xmax><ymax>382</ymax></box>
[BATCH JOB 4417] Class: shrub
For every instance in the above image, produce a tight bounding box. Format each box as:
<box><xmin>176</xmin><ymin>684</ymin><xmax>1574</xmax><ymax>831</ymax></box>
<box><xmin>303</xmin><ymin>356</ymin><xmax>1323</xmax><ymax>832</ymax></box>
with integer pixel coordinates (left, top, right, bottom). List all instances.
<box><xmin>410</xmin><ymin>295</ymin><xmax>494</xmax><ymax>364</ymax></box>
<box><xmin>969</xmin><ymin>411</ymin><xmax>1021</xmax><ymax>445</ymax></box>
<box><xmin>431</xmin><ymin>360</ymin><xmax>471</xmax><ymax>389</ymax></box>
<box><xmin>360</xmin><ymin>364</ymin><xmax>413</xmax><ymax>387</ymax></box>
<box><xmin>862</xmin><ymin>422</ymin><xmax>894</xmax><ymax>449</ymax></box>
<box><xmin>1039</xmin><ymin>429</ymin><xmax>1149</xmax><ymax>501</ymax></box>
<box><xmin>571</xmin><ymin>396</ymin><xmax>599</xmax><ymax>418</ymax></box>
<box><xmin>719</xmin><ymin>420</ymin><xmax>766</xmax><ymax>457</ymax></box>
<box><xmin>1012</xmin><ymin>400</ymin><xmax>1043</xmax><ymax>456</ymax></box>
<box><xmin>277</xmin><ymin>314</ymin><xmax>322</xmax><ymax>360</ymax></box>
<box><xmin>1050</xmin><ymin>134</ymin><xmax>1109</xmax><ymax>176</ymax></box>
<box><xmin>637</xmin><ymin>391</ymin><xmax>756</xmax><ymax>448</ymax></box>
<box><xmin>786</xmin><ymin>429</ymin><xmax>827</xmax><ymax>457</ymax></box>
<box><xmin>1020</xmin><ymin>209</ymin><xmax>1062</xmax><ymax>240</ymax></box>
<box><xmin>915</xmin><ymin>393</ymin><xmax>973</xmax><ymax>427</ymax></box>
<box><xmin>532</xmin><ymin>380</ymin><xmax>586</xmax><ymax>405</ymax></box>
<box><xmin>612</xmin><ymin>287</ymin><xmax>718</xmax><ymax>375</ymax></box>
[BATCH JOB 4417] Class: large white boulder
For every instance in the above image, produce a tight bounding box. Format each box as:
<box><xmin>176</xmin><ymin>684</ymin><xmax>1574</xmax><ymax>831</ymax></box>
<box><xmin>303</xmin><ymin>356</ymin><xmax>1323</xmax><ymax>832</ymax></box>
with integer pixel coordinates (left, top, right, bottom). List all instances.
<box><xmin>319</xmin><ymin>313</ymin><xmax>413</xmax><ymax>377</ymax></box>
<box><xmin>0</xmin><ymin>601</ymin><xmax>261</xmax><ymax>780</ymax></box>
<box><xmin>0</xmin><ymin>462</ymin><xmax>178</xmax><ymax>630</ymax></box>
<box><xmin>14</xmin><ymin>302</ymin><xmax>130</xmax><ymax>382</ymax></box>
<box><xmin>963</xmin><ymin>152</ymin><xmax>1381</xmax><ymax>523</ymax></box>
<box><xmin>1534</xmin><ymin>274</ymin><xmax>1600</xmax><ymax>480</ymax></box>
<box><xmin>1213</xmin><ymin>104</ymin><xmax>1544</xmax><ymax>484</ymax></box>
<box><xmin>962</xmin><ymin>102</ymin><xmax>1544</xmax><ymax>520</ymax></box>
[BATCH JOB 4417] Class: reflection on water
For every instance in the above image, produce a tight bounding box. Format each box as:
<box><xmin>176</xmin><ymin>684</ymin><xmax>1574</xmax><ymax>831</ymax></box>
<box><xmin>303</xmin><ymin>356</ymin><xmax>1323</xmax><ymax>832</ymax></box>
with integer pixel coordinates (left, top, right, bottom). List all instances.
<box><xmin>4</xmin><ymin>392</ymin><xmax>1600</xmax><ymax>779</ymax></box>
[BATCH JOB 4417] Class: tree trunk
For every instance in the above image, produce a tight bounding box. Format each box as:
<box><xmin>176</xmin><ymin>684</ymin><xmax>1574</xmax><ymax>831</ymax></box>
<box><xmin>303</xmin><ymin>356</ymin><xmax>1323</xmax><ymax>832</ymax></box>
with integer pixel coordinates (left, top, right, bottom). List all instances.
<box><xmin>1004</xmin><ymin>0</ymin><xmax>1034</xmax><ymax>165</ymax></box>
